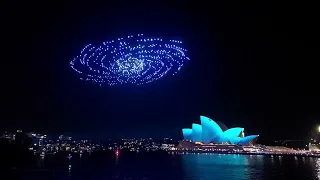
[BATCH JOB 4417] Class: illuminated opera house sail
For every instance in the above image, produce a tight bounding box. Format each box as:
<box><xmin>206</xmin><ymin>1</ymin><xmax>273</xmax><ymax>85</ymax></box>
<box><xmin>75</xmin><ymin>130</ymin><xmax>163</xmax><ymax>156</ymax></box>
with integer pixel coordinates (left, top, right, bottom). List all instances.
<box><xmin>182</xmin><ymin>116</ymin><xmax>259</xmax><ymax>146</ymax></box>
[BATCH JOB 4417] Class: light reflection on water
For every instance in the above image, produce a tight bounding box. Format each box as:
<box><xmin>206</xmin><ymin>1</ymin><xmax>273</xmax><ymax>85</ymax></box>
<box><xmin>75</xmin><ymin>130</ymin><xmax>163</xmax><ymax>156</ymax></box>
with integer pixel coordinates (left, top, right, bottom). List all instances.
<box><xmin>9</xmin><ymin>154</ymin><xmax>320</xmax><ymax>180</ymax></box>
<box><xmin>181</xmin><ymin>154</ymin><xmax>320</xmax><ymax>180</ymax></box>
<box><xmin>317</xmin><ymin>158</ymin><xmax>320</xmax><ymax>179</ymax></box>
<box><xmin>181</xmin><ymin>154</ymin><xmax>259</xmax><ymax>180</ymax></box>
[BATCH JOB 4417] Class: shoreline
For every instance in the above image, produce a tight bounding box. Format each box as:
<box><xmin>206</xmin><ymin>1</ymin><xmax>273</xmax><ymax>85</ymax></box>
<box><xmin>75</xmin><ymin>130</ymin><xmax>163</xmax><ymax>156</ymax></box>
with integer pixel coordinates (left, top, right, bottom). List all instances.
<box><xmin>168</xmin><ymin>150</ymin><xmax>320</xmax><ymax>157</ymax></box>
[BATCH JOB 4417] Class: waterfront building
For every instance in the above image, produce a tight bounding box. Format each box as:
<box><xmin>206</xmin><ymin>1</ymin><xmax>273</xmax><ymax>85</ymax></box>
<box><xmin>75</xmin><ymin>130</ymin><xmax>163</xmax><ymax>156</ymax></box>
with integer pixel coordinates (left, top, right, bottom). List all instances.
<box><xmin>181</xmin><ymin>116</ymin><xmax>259</xmax><ymax>146</ymax></box>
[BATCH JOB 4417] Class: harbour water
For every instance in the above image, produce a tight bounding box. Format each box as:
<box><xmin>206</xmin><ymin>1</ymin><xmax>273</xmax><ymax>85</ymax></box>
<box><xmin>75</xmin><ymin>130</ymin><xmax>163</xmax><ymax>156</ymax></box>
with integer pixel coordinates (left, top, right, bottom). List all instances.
<box><xmin>8</xmin><ymin>153</ymin><xmax>320</xmax><ymax>180</ymax></box>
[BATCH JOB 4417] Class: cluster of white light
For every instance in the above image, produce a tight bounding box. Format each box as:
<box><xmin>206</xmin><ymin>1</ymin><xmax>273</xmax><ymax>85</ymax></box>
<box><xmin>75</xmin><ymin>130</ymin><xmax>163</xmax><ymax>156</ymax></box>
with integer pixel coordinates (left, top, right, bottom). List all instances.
<box><xmin>70</xmin><ymin>34</ymin><xmax>190</xmax><ymax>86</ymax></box>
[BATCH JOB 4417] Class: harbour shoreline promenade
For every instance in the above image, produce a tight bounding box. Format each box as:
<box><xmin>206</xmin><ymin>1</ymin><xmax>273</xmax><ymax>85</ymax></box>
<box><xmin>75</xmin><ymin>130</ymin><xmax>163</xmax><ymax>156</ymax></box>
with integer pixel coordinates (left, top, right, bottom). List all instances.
<box><xmin>168</xmin><ymin>149</ymin><xmax>320</xmax><ymax>157</ymax></box>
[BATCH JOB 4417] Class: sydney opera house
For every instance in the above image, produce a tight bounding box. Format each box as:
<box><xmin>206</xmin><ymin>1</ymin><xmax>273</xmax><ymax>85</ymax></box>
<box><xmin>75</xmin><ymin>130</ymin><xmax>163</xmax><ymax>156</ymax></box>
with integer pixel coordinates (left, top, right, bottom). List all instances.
<box><xmin>177</xmin><ymin>116</ymin><xmax>259</xmax><ymax>151</ymax></box>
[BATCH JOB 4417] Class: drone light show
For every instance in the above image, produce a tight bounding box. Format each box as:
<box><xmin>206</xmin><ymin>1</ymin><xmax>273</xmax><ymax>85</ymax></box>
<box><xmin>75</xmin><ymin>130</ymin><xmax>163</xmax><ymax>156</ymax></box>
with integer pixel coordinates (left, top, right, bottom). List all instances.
<box><xmin>70</xmin><ymin>34</ymin><xmax>190</xmax><ymax>86</ymax></box>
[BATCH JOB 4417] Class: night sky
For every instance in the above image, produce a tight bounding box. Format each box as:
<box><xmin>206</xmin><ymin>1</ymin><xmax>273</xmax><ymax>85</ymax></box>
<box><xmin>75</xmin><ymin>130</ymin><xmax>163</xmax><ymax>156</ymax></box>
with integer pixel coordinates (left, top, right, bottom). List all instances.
<box><xmin>3</xmin><ymin>1</ymin><xmax>319</xmax><ymax>143</ymax></box>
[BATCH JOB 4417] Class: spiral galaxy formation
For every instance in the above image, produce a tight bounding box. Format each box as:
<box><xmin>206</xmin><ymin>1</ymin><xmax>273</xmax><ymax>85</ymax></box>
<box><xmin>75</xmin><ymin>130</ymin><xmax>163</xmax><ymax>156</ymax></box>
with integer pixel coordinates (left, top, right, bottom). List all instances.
<box><xmin>70</xmin><ymin>34</ymin><xmax>189</xmax><ymax>86</ymax></box>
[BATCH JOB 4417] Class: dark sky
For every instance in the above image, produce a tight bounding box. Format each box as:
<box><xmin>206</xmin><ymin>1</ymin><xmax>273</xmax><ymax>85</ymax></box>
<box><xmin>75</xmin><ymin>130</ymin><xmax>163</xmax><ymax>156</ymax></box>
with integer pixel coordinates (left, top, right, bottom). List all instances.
<box><xmin>2</xmin><ymin>1</ymin><xmax>319</xmax><ymax>142</ymax></box>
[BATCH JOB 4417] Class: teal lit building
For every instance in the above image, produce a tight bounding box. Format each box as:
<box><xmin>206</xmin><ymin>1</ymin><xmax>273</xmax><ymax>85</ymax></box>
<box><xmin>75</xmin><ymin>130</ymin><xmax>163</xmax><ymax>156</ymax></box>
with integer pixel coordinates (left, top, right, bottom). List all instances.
<box><xmin>182</xmin><ymin>116</ymin><xmax>259</xmax><ymax>146</ymax></box>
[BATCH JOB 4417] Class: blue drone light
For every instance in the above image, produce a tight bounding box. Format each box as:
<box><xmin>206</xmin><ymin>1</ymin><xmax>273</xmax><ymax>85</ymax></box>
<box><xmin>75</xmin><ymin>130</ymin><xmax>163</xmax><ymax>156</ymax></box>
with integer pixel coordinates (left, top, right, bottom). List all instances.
<box><xmin>70</xmin><ymin>34</ymin><xmax>190</xmax><ymax>86</ymax></box>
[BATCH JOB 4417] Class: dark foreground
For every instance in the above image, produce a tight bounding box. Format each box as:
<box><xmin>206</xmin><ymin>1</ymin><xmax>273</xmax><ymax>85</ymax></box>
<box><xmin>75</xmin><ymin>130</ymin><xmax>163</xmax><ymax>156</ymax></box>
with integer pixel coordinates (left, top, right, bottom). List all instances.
<box><xmin>3</xmin><ymin>151</ymin><xmax>320</xmax><ymax>180</ymax></box>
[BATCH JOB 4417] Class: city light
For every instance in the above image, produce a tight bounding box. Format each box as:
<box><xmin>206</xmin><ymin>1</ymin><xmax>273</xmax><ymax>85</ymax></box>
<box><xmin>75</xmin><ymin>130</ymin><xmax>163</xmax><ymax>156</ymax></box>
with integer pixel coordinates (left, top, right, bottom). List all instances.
<box><xmin>70</xmin><ymin>34</ymin><xmax>190</xmax><ymax>86</ymax></box>
<box><xmin>1</xmin><ymin>129</ymin><xmax>320</xmax><ymax>158</ymax></box>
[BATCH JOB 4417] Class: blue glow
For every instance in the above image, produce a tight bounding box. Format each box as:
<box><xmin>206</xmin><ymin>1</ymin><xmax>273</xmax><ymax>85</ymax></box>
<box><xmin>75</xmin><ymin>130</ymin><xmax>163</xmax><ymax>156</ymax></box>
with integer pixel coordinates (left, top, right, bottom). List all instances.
<box><xmin>223</xmin><ymin>128</ymin><xmax>244</xmax><ymax>144</ymax></box>
<box><xmin>192</xmin><ymin>124</ymin><xmax>202</xmax><ymax>142</ymax></box>
<box><xmin>232</xmin><ymin>137</ymin><xmax>242</xmax><ymax>144</ymax></box>
<box><xmin>200</xmin><ymin>116</ymin><xmax>223</xmax><ymax>143</ymax></box>
<box><xmin>70</xmin><ymin>34</ymin><xmax>189</xmax><ymax>86</ymax></box>
<box><xmin>182</xmin><ymin>116</ymin><xmax>259</xmax><ymax>145</ymax></box>
<box><xmin>216</xmin><ymin>134</ymin><xmax>230</xmax><ymax>143</ymax></box>
<box><xmin>182</xmin><ymin>128</ymin><xmax>193</xmax><ymax>140</ymax></box>
<box><xmin>238</xmin><ymin>135</ymin><xmax>259</xmax><ymax>146</ymax></box>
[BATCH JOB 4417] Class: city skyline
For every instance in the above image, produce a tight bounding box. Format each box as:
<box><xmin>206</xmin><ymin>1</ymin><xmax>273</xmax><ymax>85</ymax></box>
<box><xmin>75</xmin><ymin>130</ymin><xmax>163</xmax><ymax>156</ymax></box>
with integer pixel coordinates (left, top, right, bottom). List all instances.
<box><xmin>2</xmin><ymin>1</ymin><xmax>319</xmax><ymax>143</ymax></box>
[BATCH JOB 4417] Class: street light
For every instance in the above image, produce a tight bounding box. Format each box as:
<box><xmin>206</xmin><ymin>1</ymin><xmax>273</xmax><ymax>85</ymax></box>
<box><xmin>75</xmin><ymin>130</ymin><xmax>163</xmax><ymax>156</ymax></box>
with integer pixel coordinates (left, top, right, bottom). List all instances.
<box><xmin>318</xmin><ymin>125</ymin><xmax>320</xmax><ymax>133</ymax></box>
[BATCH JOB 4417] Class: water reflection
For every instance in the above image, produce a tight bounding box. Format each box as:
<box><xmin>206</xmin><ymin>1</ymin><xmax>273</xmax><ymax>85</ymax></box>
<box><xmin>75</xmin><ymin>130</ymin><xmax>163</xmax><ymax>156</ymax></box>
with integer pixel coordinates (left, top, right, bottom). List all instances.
<box><xmin>181</xmin><ymin>154</ymin><xmax>320</xmax><ymax>180</ymax></box>
<box><xmin>317</xmin><ymin>158</ymin><xmax>320</xmax><ymax>179</ymax></box>
<box><xmin>68</xmin><ymin>164</ymin><xmax>72</xmax><ymax>179</ymax></box>
<box><xmin>115</xmin><ymin>152</ymin><xmax>119</xmax><ymax>165</ymax></box>
<box><xmin>28</xmin><ymin>153</ymin><xmax>320</xmax><ymax>180</ymax></box>
<box><xmin>182</xmin><ymin>154</ymin><xmax>252</xmax><ymax>180</ymax></box>
<box><xmin>35</xmin><ymin>154</ymin><xmax>45</xmax><ymax>169</ymax></box>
